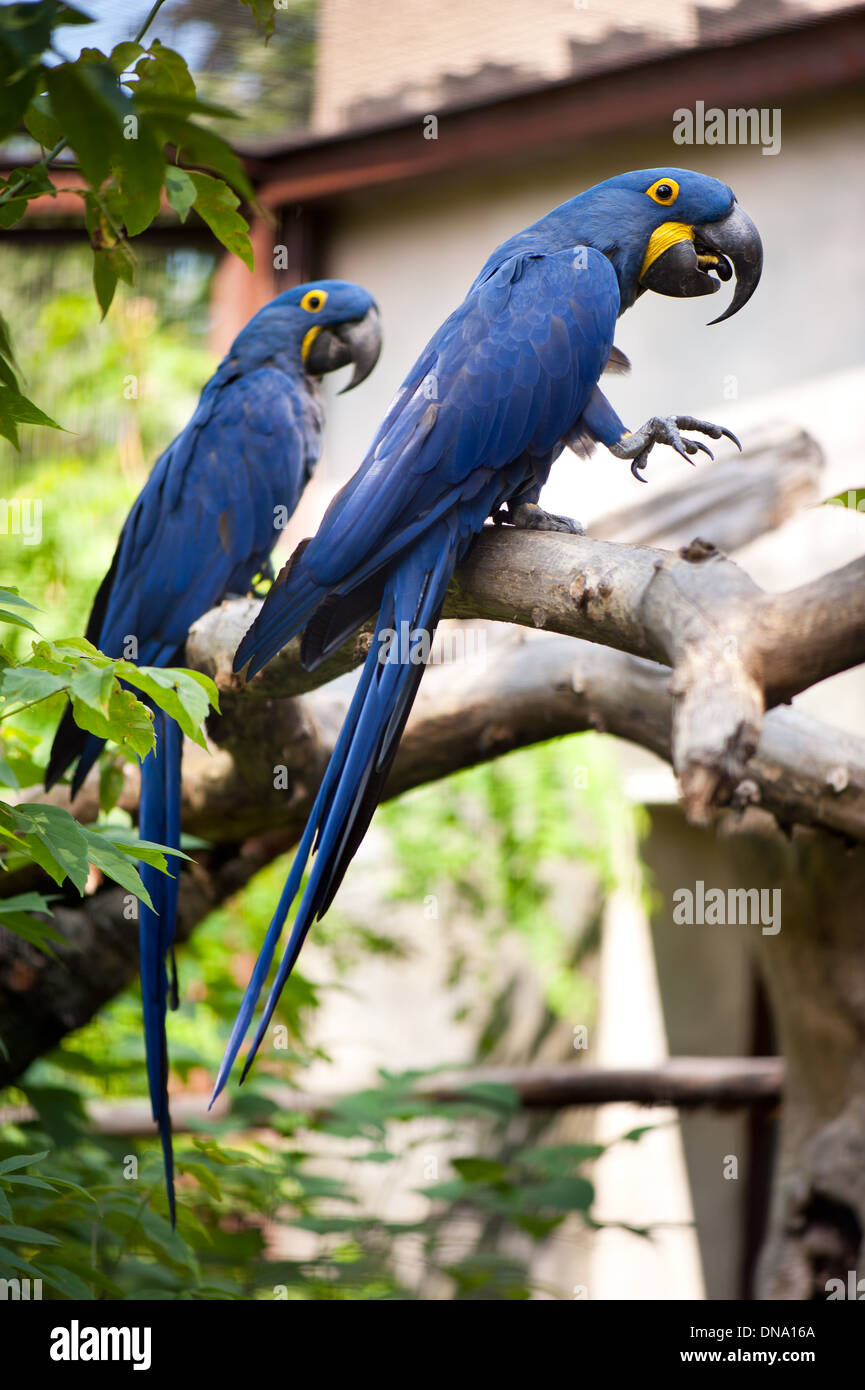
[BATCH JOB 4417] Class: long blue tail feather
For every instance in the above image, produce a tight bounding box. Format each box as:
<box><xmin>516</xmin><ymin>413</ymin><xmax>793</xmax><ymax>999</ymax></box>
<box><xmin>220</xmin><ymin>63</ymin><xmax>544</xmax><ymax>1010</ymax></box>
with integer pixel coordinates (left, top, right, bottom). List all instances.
<box><xmin>138</xmin><ymin>709</ymin><xmax>183</xmax><ymax>1226</ymax></box>
<box><xmin>213</xmin><ymin>536</ymin><xmax>456</xmax><ymax>1096</ymax></box>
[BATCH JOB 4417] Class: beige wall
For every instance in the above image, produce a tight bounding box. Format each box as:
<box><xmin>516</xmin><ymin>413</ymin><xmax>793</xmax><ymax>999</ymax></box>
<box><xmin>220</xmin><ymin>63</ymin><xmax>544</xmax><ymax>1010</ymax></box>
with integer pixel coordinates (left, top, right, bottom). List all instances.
<box><xmin>313</xmin><ymin>0</ymin><xmax>860</xmax><ymax>131</ymax></box>
<box><xmin>313</xmin><ymin>0</ymin><xmax>695</xmax><ymax>130</ymax></box>
<box><xmin>316</xmin><ymin>92</ymin><xmax>863</xmax><ymax>493</ymax></box>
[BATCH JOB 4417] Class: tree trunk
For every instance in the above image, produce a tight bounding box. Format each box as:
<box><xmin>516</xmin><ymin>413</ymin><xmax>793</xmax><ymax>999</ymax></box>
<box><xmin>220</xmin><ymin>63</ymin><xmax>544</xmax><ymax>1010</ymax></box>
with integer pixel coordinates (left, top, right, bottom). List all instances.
<box><xmin>720</xmin><ymin>816</ymin><xmax>865</xmax><ymax>1300</ymax></box>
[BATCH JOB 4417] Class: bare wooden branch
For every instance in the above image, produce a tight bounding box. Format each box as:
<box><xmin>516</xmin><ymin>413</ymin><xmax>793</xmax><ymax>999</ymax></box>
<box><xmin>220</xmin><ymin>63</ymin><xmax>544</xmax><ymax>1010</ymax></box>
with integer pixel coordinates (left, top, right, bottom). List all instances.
<box><xmin>0</xmin><ymin>1057</ymin><xmax>784</xmax><ymax>1136</ymax></box>
<box><xmin>187</xmin><ymin>532</ymin><xmax>865</xmax><ymax>830</ymax></box>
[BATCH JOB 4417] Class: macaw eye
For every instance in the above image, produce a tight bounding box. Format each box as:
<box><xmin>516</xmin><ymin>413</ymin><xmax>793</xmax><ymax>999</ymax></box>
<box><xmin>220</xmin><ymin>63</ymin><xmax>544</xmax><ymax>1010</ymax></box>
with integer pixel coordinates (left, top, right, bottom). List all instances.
<box><xmin>301</xmin><ymin>289</ymin><xmax>328</xmax><ymax>313</ymax></box>
<box><xmin>646</xmin><ymin>178</ymin><xmax>679</xmax><ymax>206</ymax></box>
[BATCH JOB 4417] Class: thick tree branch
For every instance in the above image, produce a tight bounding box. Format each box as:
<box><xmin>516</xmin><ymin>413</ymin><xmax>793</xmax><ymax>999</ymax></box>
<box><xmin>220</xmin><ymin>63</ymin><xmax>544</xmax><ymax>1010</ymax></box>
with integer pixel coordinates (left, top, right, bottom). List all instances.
<box><xmin>7</xmin><ymin>425</ymin><xmax>864</xmax><ymax>1083</ymax></box>
<box><xmin>188</xmin><ymin>532</ymin><xmax>865</xmax><ymax>828</ymax></box>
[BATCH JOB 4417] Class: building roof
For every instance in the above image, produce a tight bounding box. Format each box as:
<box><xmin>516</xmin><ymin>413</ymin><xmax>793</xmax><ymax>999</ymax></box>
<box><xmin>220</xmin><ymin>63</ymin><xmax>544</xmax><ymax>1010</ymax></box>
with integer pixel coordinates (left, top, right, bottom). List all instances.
<box><xmin>244</xmin><ymin>4</ymin><xmax>865</xmax><ymax>211</ymax></box>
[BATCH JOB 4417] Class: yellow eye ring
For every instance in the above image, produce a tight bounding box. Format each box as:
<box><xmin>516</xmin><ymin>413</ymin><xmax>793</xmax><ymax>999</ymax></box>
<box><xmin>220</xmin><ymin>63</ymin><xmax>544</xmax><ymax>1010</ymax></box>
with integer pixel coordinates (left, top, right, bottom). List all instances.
<box><xmin>300</xmin><ymin>288</ymin><xmax>328</xmax><ymax>313</ymax></box>
<box><xmin>645</xmin><ymin>178</ymin><xmax>679</xmax><ymax>206</ymax></box>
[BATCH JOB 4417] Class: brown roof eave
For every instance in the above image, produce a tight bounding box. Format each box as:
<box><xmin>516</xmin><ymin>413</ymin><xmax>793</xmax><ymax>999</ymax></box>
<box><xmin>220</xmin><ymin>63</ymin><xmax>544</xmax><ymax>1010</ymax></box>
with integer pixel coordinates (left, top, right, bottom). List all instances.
<box><xmin>251</xmin><ymin>7</ymin><xmax>865</xmax><ymax>210</ymax></box>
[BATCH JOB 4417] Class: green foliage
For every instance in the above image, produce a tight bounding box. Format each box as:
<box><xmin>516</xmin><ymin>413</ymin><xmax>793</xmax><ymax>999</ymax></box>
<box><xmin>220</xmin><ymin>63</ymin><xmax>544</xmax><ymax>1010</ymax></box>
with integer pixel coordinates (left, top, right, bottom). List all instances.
<box><xmin>0</xmin><ymin>588</ymin><xmax>217</xmax><ymax>933</ymax></box>
<box><xmin>0</xmin><ymin>1046</ymin><xmax>629</xmax><ymax>1300</ymax></box>
<box><xmin>0</xmin><ymin>0</ymin><xmax>257</xmax><ymax>438</ymax></box>
<box><xmin>0</xmin><ymin>308</ymin><xmax>61</xmax><ymax>449</ymax></box>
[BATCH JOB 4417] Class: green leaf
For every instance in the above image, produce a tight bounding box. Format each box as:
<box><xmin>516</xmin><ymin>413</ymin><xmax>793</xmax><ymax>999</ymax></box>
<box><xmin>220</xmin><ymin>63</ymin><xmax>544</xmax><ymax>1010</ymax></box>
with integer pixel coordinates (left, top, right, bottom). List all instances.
<box><xmin>0</xmin><ymin>384</ymin><xmax>61</xmax><ymax>449</ymax></box>
<box><xmin>69</xmin><ymin>659</ymin><xmax>114</xmax><ymax>715</ymax></box>
<box><xmin>13</xmin><ymin>803</ymin><xmax>91</xmax><ymax>893</ymax></box>
<box><xmin>0</xmin><ymin>1245</ymin><xmax>48</xmax><ymax>1276</ymax></box>
<box><xmin>9</xmin><ymin>829</ymin><xmax>67</xmax><ymax>888</ymax></box>
<box><xmin>67</xmin><ymin>677</ymin><xmax>155</xmax><ymax>759</ymax></box>
<box><xmin>0</xmin><ymin>1</ymin><xmax>55</xmax><ymax>65</ymax></box>
<box><xmin>19</xmin><ymin>1083</ymin><xmax>88</xmax><ymax>1145</ymax></box>
<box><xmin>79</xmin><ymin>827</ymin><xmax>156</xmax><ymax>909</ymax></box>
<box><xmin>620</xmin><ymin>1125</ymin><xmax>656</xmax><ymax>1144</ymax></box>
<box><xmin>108</xmin><ymin>41</ymin><xmax>144</xmax><ymax>76</ymax></box>
<box><xmin>0</xmin><ymin>1151</ymin><xmax>49</xmax><ymax>1176</ymax></box>
<box><xmin>55</xmin><ymin>4</ymin><xmax>94</xmax><ymax>26</ymax></box>
<box><xmin>135</xmin><ymin>93</ymin><xmax>238</xmax><ymax>122</ymax></box>
<box><xmin>1</xmin><ymin>1174</ymin><xmax>57</xmax><ymax>1191</ymax></box>
<box><xmin>164</xmin><ymin>165</ymin><xmax>196</xmax><ymax>223</ymax></box>
<box><xmin>0</xmin><ymin>587</ymin><xmax>37</xmax><ymax>609</ymax></box>
<box><xmin>106</xmin><ymin>836</ymin><xmax>190</xmax><ymax>870</ymax></box>
<box><xmin>187</xmin><ymin>171</ymin><xmax>253</xmax><ymax>271</ymax></box>
<box><xmin>159</xmin><ymin>119</ymin><xmax>253</xmax><ymax>201</ymax></box>
<box><xmin>451</xmin><ymin>1157</ymin><xmax>508</xmax><ymax>1184</ymax></box>
<box><xmin>36</xmin><ymin>1262</ymin><xmax>95</xmax><ymax>1300</ymax></box>
<box><xmin>23</xmin><ymin>91</ymin><xmax>61</xmax><ymax>148</ymax></box>
<box><xmin>178</xmin><ymin>1161</ymin><xmax>222</xmax><ymax>1201</ymax></box>
<box><xmin>240</xmin><ymin>0</ymin><xmax>276</xmax><ymax>39</ymax></box>
<box><xmin>113</xmin><ymin>128</ymin><xmax>165</xmax><ymax>236</ymax></box>
<box><xmin>133</xmin><ymin>40</ymin><xmax>196</xmax><ymax>102</ymax></box>
<box><xmin>46</xmin><ymin>58</ymin><xmax>129</xmax><ymax>187</ymax></box>
<box><xmin>98</xmin><ymin>758</ymin><xmax>125</xmax><ymax>815</ymax></box>
<box><xmin>0</xmin><ymin>1223</ymin><xmax>61</xmax><ymax>1246</ymax></box>
<box><xmin>451</xmin><ymin>1081</ymin><xmax>520</xmax><ymax>1114</ymax></box>
<box><xmin>0</xmin><ymin>911</ymin><xmax>63</xmax><ymax>953</ymax></box>
<box><xmin>522</xmin><ymin>1176</ymin><xmax>595</xmax><ymax>1212</ymax></box>
<box><xmin>0</xmin><ymin>163</ymin><xmax>55</xmax><ymax>230</ymax></box>
<box><xmin>102</xmin><ymin>686</ymin><xmax>154</xmax><ymax>758</ymax></box>
<box><xmin>0</xmin><ymin>607</ymin><xmax>38</xmax><ymax>632</ymax></box>
<box><xmin>0</xmin><ymin>0</ymin><xmax>51</xmax><ymax>141</ymax></box>
<box><xmin>0</xmin><ymin>890</ymin><xmax>59</xmax><ymax>917</ymax></box>
<box><xmin>0</xmin><ymin>59</ymin><xmax>37</xmax><ymax>142</ymax></box>
<box><xmin>92</xmin><ymin>249</ymin><xmax>117</xmax><ymax>318</ymax></box>
<box><xmin>520</xmin><ymin>1143</ymin><xmax>605</xmax><ymax>1173</ymax></box>
<box><xmin>120</xmin><ymin>663</ymin><xmax>217</xmax><ymax>747</ymax></box>
<box><xmin>0</xmin><ymin>315</ymin><xmax>19</xmax><ymax>374</ymax></box>
<box><xmin>0</xmin><ymin>667</ymin><xmax>67</xmax><ymax>708</ymax></box>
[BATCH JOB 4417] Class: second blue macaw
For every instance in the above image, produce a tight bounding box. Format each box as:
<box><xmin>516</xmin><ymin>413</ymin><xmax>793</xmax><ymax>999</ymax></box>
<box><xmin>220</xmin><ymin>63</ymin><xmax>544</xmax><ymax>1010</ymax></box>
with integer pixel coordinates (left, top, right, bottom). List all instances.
<box><xmin>213</xmin><ymin>168</ymin><xmax>763</xmax><ymax>1099</ymax></box>
<box><xmin>46</xmin><ymin>280</ymin><xmax>381</xmax><ymax>1221</ymax></box>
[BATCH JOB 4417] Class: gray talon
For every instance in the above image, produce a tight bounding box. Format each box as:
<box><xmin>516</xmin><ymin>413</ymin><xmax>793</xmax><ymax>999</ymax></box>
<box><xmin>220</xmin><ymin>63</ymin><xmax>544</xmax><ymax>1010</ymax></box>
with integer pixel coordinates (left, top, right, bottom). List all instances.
<box><xmin>610</xmin><ymin>414</ymin><xmax>737</xmax><ymax>478</ymax></box>
<box><xmin>508</xmin><ymin>501</ymin><xmax>584</xmax><ymax>535</ymax></box>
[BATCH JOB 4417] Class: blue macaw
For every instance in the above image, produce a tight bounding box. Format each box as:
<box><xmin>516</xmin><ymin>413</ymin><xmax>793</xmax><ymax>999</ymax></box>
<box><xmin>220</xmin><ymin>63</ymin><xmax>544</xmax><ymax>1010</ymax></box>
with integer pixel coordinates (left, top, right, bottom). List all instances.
<box><xmin>46</xmin><ymin>280</ymin><xmax>381</xmax><ymax>1221</ymax></box>
<box><xmin>212</xmin><ymin>168</ymin><xmax>762</xmax><ymax>1100</ymax></box>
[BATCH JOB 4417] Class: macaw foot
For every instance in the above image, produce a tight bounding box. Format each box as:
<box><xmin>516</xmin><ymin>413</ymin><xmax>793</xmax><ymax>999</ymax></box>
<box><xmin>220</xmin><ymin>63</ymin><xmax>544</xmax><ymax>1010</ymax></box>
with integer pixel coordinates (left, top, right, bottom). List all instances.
<box><xmin>498</xmin><ymin>500</ymin><xmax>584</xmax><ymax>535</ymax></box>
<box><xmin>249</xmin><ymin>557</ymin><xmax>275</xmax><ymax>598</ymax></box>
<box><xmin>609</xmin><ymin>415</ymin><xmax>741</xmax><ymax>482</ymax></box>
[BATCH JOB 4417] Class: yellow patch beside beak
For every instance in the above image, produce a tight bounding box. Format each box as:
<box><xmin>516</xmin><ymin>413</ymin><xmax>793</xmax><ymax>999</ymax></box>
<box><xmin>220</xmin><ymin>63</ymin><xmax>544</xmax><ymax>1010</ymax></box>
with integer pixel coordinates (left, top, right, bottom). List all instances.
<box><xmin>639</xmin><ymin>222</ymin><xmax>694</xmax><ymax>280</ymax></box>
<box><xmin>301</xmin><ymin>325</ymin><xmax>321</xmax><ymax>364</ymax></box>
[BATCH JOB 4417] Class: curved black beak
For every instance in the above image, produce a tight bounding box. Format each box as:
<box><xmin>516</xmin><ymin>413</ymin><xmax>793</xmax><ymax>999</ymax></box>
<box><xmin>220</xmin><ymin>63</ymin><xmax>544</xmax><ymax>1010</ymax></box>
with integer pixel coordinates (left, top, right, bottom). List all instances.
<box><xmin>639</xmin><ymin>202</ymin><xmax>763</xmax><ymax>325</ymax></box>
<box><xmin>696</xmin><ymin>203</ymin><xmax>763</xmax><ymax>324</ymax></box>
<box><xmin>304</xmin><ymin>305</ymin><xmax>382</xmax><ymax>392</ymax></box>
